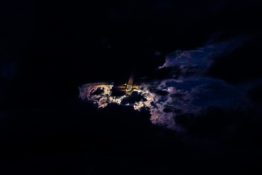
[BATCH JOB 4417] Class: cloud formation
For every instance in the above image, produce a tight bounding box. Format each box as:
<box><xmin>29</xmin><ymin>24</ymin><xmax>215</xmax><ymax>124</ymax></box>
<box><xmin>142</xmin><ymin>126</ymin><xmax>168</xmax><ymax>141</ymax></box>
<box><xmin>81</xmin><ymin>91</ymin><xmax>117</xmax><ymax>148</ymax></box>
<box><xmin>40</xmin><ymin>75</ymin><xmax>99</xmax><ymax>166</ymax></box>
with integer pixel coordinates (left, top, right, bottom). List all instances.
<box><xmin>80</xmin><ymin>38</ymin><xmax>250</xmax><ymax>130</ymax></box>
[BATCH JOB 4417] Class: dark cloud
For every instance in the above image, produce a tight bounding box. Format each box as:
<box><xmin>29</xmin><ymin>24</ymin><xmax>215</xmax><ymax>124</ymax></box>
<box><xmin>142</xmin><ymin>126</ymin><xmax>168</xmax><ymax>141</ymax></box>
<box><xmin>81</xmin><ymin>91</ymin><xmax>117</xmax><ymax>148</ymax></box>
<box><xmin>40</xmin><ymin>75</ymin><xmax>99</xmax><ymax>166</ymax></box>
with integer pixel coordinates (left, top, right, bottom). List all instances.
<box><xmin>0</xmin><ymin>61</ymin><xmax>17</xmax><ymax>80</ymax></box>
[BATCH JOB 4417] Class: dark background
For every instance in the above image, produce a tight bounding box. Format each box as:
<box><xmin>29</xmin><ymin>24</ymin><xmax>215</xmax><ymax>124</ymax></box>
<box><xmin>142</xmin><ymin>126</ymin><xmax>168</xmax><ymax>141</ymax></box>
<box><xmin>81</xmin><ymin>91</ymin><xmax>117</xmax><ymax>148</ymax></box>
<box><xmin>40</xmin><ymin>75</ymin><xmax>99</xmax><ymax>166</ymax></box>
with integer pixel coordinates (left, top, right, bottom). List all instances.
<box><xmin>1</xmin><ymin>0</ymin><xmax>262</xmax><ymax>174</ymax></box>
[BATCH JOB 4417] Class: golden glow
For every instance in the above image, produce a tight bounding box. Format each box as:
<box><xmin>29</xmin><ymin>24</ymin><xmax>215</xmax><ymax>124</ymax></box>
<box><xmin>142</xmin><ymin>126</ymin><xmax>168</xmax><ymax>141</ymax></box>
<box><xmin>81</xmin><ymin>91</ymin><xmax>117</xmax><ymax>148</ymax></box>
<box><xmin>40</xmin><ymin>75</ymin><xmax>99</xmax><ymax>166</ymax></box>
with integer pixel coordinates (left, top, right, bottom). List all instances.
<box><xmin>116</xmin><ymin>75</ymin><xmax>140</xmax><ymax>95</ymax></box>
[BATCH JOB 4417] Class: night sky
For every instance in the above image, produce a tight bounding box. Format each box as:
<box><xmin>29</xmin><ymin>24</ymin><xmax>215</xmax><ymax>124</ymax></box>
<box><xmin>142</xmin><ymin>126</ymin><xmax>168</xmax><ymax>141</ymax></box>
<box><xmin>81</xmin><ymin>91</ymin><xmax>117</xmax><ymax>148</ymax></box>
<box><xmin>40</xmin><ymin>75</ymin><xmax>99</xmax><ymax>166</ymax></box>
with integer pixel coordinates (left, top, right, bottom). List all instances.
<box><xmin>1</xmin><ymin>0</ymin><xmax>262</xmax><ymax>174</ymax></box>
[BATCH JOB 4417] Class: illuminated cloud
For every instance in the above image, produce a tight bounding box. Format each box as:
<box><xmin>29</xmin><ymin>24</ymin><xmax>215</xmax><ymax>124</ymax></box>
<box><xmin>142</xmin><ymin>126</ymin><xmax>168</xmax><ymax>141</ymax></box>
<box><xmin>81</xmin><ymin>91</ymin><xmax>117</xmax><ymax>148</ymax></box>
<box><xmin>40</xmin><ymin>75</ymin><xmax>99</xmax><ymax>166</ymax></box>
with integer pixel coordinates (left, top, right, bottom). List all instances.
<box><xmin>159</xmin><ymin>38</ymin><xmax>247</xmax><ymax>78</ymax></box>
<box><xmin>80</xmin><ymin>38</ymin><xmax>249</xmax><ymax>130</ymax></box>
